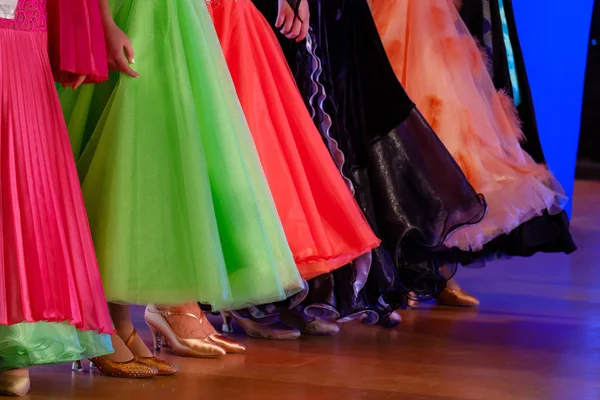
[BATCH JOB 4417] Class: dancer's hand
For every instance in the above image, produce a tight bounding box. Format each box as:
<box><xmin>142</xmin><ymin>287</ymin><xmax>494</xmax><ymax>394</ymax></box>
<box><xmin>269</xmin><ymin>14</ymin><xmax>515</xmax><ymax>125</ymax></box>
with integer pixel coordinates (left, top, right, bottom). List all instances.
<box><xmin>59</xmin><ymin>73</ymin><xmax>88</xmax><ymax>90</ymax></box>
<box><xmin>104</xmin><ymin>22</ymin><xmax>139</xmax><ymax>78</ymax></box>
<box><xmin>276</xmin><ymin>0</ymin><xmax>309</xmax><ymax>42</ymax></box>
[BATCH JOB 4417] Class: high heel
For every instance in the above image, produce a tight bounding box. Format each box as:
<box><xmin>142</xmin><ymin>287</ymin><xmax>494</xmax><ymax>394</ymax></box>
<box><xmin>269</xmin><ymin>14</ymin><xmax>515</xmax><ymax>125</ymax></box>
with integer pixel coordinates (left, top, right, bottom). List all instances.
<box><xmin>72</xmin><ymin>334</ymin><xmax>158</xmax><ymax>379</ymax></box>
<box><xmin>0</xmin><ymin>370</ymin><xmax>30</xmax><ymax>397</ymax></box>
<box><xmin>145</xmin><ymin>306</ymin><xmax>226</xmax><ymax>358</ymax></box>
<box><xmin>149</xmin><ymin>325</ymin><xmax>167</xmax><ymax>352</ymax></box>
<box><xmin>125</xmin><ymin>328</ymin><xmax>178</xmax><ymax>375</ymax></box>
<box><xmin>72</xmin><ymin>360</ymin><xmax>84</xmax><ymax>372</ymax></box>
<box><xmin>150</xmin><ymin>306</ymin><xmax>245</xmax><ymax>354</ymax></box>
<box><xmin>221</xmin><ymin>310</ymin><xmax>301</xmax><ymax>340</ymax></box>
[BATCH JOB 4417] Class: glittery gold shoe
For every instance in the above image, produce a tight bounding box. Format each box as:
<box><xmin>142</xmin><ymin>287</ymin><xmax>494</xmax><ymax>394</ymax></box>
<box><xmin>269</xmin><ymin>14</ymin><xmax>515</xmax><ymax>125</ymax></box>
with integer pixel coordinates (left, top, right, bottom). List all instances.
<box><xmin>0</xmin><ymin>370</ymin><xmax>30</xmax><ymax>397</ymax></box>
<box><xmin>125</xmin><ymin>328</ymin><xmax>178</xmax><ymax>375</ymax></box>
<box><xmin>435</xmin><ymin>288</ymin><xmax>480</xmax><ymax>307</ymax></box>
<box><xmin>124</xmin><ymin>328</ymin><xmax>178</xmax><ymax>375</ymax></box>
<box><xmin>86</xmin><ymin>357</ymin><xmax>158</xmax><ymax>379</ymax></box>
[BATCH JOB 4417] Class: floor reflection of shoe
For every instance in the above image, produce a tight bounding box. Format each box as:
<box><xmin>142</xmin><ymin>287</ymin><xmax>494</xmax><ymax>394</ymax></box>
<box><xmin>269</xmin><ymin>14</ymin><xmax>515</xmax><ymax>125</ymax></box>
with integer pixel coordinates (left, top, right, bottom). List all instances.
<box><xmin>279</xmin><ymin>308</ymin><xmax>340</xmax><ymax>336</ymax></box>
<box><xmin>435</xmin><ymin>288</ymin><xmax>480</xmax><ymax>307</ymax></box>
<box><xmin>221</xmin><ymin>310</ymin><xmax>301</xmax><ymax>340</ymax></box>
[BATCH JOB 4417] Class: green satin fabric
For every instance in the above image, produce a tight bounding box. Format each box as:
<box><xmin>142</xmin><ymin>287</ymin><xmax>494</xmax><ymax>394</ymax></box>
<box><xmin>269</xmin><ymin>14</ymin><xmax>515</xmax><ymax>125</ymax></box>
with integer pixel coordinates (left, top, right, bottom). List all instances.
<box><xmin>0</xmin><ymin>322</ymin><xmax>112</xmax><ymax>372</ymax></box>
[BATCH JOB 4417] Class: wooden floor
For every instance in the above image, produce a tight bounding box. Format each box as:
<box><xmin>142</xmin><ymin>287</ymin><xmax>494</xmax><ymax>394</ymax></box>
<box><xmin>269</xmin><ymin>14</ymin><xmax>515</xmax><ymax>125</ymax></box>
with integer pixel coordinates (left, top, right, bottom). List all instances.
<box><xmin>24</xmin><ymin>180</ymin><xmax>600</xmax><ymax>400</ymax></box>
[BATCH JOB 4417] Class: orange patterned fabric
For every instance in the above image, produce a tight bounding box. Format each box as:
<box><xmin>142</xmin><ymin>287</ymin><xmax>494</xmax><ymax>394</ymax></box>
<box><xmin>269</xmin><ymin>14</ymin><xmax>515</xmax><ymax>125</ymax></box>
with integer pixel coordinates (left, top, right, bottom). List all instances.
<box><xmin>369</xmin><ymin>0</ymin><xmax>566</xmax><ymax>251</ymax></box>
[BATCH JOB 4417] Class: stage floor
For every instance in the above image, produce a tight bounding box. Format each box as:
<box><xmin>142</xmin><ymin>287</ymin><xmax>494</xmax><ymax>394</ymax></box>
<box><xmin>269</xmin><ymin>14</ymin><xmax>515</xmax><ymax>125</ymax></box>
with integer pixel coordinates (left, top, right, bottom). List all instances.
<box><xmin>23</xmin><ymin>180</ymin><xmax>600</xmax><ymax>400</ymax></box>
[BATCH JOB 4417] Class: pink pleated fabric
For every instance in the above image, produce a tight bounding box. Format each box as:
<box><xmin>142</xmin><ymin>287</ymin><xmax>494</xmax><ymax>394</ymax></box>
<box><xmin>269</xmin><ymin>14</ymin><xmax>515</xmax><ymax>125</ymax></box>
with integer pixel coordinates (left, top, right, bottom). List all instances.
<box><xmin>46</xmin><ymin>0</ymin><xmax>109</xmax><ymax>84</ymax></box>
<box><xmin>0</xmin><ymin>0</ymin><xmax>113</xmax><ymax>333</ymax></box>
<box><xmin>370</xmin><ymin>0</ymin><xmax>567</xmax><ymax>251</ymax></box>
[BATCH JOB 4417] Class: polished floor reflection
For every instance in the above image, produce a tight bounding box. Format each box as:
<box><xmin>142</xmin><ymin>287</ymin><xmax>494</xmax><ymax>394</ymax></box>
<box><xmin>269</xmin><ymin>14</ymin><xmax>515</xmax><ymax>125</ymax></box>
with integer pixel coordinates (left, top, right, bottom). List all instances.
<box><xmin>24</xmin><ymin>180</ymin><xmax>600</xmax><ymax>400</ymax></box>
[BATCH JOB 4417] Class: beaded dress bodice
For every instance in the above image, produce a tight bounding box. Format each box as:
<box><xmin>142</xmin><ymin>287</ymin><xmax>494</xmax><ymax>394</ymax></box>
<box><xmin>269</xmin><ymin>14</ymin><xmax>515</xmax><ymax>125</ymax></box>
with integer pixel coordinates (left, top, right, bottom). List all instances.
<box><xmin>0</xmin><ymin>0</ymin><xmax>46</xmax><ymax>32</ymax></box>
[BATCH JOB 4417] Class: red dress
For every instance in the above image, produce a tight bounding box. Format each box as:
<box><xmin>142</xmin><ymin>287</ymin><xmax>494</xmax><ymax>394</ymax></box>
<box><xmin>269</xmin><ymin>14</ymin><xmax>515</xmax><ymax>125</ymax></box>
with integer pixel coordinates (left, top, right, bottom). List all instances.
<box><xmin>208</xmin><ymin>0</ymin><xmax>380</xmax><ymax>280</ymax></box>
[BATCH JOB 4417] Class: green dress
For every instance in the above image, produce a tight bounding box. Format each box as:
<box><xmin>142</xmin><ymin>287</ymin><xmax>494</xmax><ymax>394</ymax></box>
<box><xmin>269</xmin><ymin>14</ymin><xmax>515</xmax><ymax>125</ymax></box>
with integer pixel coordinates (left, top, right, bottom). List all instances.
<box><xmin>0</xmin><ymin>323</ymin><xmax>112</xmax><ymax>372</ymax></box>
<box><xmin>58</xmin><ymin>0</ymin><xmax>302</xmax><ymax>310</ymax></box>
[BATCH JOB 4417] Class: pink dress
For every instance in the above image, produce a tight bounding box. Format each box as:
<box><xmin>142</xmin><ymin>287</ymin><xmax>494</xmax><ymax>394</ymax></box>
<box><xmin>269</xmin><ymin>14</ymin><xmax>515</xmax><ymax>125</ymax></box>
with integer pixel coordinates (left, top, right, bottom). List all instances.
<box><xmin>369</xmin><ymin>0</ymin><xmax>567</xmax><ymax>251</ymax></box>
<box><xmin>0</xmin><ymin>0</ymin><xmax>112</xmax><ymax>333</ymax></box>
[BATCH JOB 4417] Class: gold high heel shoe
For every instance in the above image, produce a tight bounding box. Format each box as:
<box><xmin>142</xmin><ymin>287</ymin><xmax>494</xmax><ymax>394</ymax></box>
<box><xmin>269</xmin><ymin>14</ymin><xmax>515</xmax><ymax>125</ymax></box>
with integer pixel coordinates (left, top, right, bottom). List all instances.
<box><xmin>145</xmin><ymin>306</ymin><xmax>226</xmax><ymax>358</ymax></box>
<box><xmin>71</xmin><ymin>333</ymin><xmax>158</xmax><ymax>379</ymax></box>
<box><xmin>196</xmin><ymin>311</ymin><xmax>246</xmax><ymax>354</ymax></box>
<box><xmin>125</xmin><ymin>328</ymin><xmax>178</xmax><ymax>375</ymax></box>
<box><xmin>435</xmin><ymin>288</ymin><xmax>480</xmax><ymax>307</ymax></box>
<box><xmin>0</xmin><ymin>370</ymin><xmax>30</xmax><ymax>397</ymax></box>
<box><xmin>72</xmin><ymin>357</ymin><xmax>158</xmax><ymax>379</ymax></box>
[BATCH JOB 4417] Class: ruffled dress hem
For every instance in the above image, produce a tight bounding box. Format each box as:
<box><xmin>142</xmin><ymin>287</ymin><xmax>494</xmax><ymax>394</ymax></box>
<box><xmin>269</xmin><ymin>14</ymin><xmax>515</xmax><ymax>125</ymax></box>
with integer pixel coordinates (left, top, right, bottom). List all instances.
<box><xmin>0</xmin><ymin>322</ymin><xmax>113</xmax><ymax>372</ymax></box>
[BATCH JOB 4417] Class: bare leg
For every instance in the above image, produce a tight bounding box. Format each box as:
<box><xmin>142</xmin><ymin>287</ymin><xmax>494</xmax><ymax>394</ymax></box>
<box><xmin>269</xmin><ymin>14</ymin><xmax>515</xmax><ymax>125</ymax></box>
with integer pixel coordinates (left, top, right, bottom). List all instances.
<box><xmin>108</xmin><ymin>303</ymin><xmax>153</xmax><ymax>359</ymax></box>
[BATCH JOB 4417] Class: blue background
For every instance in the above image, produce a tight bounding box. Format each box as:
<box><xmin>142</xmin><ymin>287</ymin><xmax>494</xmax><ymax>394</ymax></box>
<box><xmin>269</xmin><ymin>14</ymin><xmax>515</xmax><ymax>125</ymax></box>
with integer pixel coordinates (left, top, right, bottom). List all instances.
<box><xmin>512</xmin><ymin>1</ymin><xmax>595</xmax><ymax>216</ymax></box>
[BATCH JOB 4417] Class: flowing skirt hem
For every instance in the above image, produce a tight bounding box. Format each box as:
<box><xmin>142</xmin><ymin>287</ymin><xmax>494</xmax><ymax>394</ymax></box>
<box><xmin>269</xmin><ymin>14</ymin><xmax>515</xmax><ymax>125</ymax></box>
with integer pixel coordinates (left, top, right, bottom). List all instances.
<box><xmin>0</xmin><ymin>322</ymin><xmax>113</xmax><ymax>372</ymax></box>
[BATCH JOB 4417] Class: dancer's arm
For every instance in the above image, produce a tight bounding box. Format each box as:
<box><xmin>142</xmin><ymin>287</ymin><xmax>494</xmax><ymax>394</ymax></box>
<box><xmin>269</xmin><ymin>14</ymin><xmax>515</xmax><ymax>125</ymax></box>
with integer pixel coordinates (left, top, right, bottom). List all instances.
<box><xmin>99</xmin><ymin>0</ymin><xmax>139</xmax><ymax>78</ymax></box>
<box><xmin>48</xmin><ymin>0</ymin><xmax>110</xmax><ymax>87</ymax></box>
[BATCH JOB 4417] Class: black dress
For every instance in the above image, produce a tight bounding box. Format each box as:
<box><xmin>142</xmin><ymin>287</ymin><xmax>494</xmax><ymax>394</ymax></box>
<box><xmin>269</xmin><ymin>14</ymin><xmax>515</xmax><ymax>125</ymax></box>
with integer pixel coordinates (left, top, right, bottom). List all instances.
<box><xmin>252</xmin><ymin>0</ymin><xmax>487</xmax><ymax>322</ymax></box>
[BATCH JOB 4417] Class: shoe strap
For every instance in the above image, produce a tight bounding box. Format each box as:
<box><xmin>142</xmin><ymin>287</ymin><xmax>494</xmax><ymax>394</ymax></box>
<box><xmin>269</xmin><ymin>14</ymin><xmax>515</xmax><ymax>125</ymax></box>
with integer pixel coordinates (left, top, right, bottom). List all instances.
<box><xmin>147</xmin><ymin>307</ymin><xmax>204</xmax><ymax>322</ymax></box>
<box><xmin>125</xmin><ymin>328</ymin><xmax>138</xmax><ymax>349</ymax></box>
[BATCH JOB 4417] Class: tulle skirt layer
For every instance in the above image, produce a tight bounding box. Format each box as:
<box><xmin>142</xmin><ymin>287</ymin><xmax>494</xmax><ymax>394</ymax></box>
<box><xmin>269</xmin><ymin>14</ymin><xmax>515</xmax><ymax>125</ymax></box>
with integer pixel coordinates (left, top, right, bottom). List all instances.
<box><xmin>58</xmin><ymin>0</ymin><xmax>303</xmax><ymax>310</ymax></box>
<box><xmin>0</xmin><ymin>28</ymin><xmax>112</xmax><ymax>333</ymax></box>
<box><xmin>0</xmin><ymin>322</ymin><xmax>112</xmax><ymax>372</ymax></box>
<box><xmin>370</xmin><ymin>0</ymin><xmax>568</xmax><ymax>251</ymax></box>
<box><xmin>451</xmin><ymin>0</ymin><xmax>576</xmax><ymax>260</ymax></box>
<box><xmin>208</xmin><ymin>0</ymin><xmax>380</xmax><ymax>281</ymax></box>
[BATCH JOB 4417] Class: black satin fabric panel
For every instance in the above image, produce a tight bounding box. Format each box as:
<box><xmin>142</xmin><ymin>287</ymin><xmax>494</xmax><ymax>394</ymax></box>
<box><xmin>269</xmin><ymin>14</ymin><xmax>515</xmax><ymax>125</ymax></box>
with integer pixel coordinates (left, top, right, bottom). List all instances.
<box><xmin>253</xmin><ymin>0</ymin><xmax>487</xmax><ymax>321</ymax></box>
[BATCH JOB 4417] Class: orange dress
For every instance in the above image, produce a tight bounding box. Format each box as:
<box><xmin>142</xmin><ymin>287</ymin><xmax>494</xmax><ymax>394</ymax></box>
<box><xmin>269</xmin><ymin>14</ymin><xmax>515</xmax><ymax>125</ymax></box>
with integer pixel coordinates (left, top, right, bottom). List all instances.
<box><xmin>369</xmin><ymin>0</ymin><xmax>567</xmax><ymax>251</ymax></box>
<box><xmin>208</xmin><ymin>0</ymin><xmax>380</xmax><ymax>280</ymax></box>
